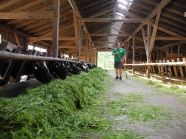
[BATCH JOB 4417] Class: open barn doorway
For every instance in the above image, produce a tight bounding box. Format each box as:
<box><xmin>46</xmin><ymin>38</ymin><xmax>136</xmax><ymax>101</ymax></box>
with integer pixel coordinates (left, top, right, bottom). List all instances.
<box><xmin>97</xmin><ymin>52</ymin><xmax>114</xmax><ymax>70</ymax></box>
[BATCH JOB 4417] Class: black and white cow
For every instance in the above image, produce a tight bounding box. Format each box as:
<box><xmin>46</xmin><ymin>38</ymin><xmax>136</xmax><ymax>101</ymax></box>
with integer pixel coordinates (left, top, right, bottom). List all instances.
<box><xmin>87</xmin><ymin>63</ymin><xmax>97</xmax><ymax>69</ymax></box>
<box><xmin>76</xmin><ymin>62</ymin><xmax>89</xmax><ymax>73</ymax></box>
<box><xmin>48</xmin><ymin>61</ymin><xmax>68</xmax><ymax>80</ymax></box>
<box><xmin>0</xmin><ymin>40</ymin><xmax>54</xmax><ymax>86</ymax></box>
<box><xmin>68</xmin><ymin>62</ymin><xmax>81</xmax><ymax>74</ymax></box>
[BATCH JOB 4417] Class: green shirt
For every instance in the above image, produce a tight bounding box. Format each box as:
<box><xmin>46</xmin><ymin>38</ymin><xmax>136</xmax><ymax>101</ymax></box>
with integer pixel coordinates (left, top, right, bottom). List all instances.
<box><xmin>112</xmin><ymin>47</ymin><xmax>126</xmax><ymax>61</ymax></box>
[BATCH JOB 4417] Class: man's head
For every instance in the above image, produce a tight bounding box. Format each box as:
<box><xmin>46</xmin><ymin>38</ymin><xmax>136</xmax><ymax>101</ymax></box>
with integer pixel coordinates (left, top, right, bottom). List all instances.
<box><xmin>116</xmin><ymin>42</ymin><xmax>121</xmax><ymax>49</ymax></box>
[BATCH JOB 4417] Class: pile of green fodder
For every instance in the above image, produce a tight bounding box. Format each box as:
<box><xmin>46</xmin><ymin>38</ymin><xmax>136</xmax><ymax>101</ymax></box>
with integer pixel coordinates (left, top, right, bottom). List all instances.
<box><xmin>0</xmin><ymin>67</ymin><xmax>109</xmax><ymax>139</ymax></box>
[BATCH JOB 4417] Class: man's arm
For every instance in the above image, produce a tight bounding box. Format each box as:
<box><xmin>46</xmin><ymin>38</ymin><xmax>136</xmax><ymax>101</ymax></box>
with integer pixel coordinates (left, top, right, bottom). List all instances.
<box><xmin>112</xmin><ymin>52</ymin><xmax>118</xmax><ymax>56</ymax></box>
<box><xmin>112</xmin><ymin>48</ymin><xmax>118</xmax><ymax>56</ymax></box>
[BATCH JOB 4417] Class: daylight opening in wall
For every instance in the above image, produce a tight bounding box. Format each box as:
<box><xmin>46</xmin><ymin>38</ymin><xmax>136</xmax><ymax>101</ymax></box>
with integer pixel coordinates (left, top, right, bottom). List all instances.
<box><xmin>28</xmin><ymin>44</ymin><xmax>47</xmax><ymax>52</ymax></box>
<box><xmin>97</xmin><ymin>52</ymin><xmax>114</xmax><ymax>70</ymax></box>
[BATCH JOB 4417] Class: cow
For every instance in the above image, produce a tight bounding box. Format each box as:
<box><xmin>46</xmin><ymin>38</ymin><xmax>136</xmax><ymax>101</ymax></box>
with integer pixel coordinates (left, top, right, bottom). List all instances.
<box><xmin>0</xmin><ymin>40</ymin><xmax>54</xmax><ymax>86</ymax></box>
<box><xmin>48</xmin><ymin>61</ymin><xmax>68</xmax><ymax>80</ymax></box>
<box><xmin>76</xmin><ymin>61</ymin><xmax>89</xmax><ymax>73</ymax></box>
<box><xmin>87</xmin><ymin>63</ymin><xmax>97</xmax><ymax>69</ymax></box>
<box><xmin>68</xmin><ymin>62</ymin><xmax>81</xmax><ymax>74</ymax></box>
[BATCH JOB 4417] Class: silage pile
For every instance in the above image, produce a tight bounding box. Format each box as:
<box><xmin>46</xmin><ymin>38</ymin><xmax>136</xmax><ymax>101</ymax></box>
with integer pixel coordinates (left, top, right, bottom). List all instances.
<box><xmin>0</xmin><ymin>68</ymin><xmax>109</xmax><ymax>139</ymax></box>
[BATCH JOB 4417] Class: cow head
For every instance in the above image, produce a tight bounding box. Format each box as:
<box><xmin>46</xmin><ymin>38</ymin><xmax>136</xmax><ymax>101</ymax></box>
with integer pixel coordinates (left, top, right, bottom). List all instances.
<box><xmin>48</xmin><ymin>61</ymin><xmax>68</xmax><ymax>80</ymax></box>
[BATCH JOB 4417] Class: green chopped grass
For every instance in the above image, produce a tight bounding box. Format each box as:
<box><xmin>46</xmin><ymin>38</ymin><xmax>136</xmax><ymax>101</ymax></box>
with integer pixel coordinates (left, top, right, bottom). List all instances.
<box><xmin>103</xmin><ymin>130</ymin><xmax>143</xmax><ymax>139</ymax></box>
<box><xmin>147</xmin><ymin>80</ymin><xmax>156</xmax><ymax>85</ymax></box>
<box><xmin>124</xmin><ymin>105</ymin><xmax>169</xmax><ymax>122</ymax></box>
<box><xmin>0</xmin><ymin>67</ymin><xmax>111</xmax><ymax>139</ymax></box>
<box><xmin>106</xmin><ymin>93</ymin><xmax>170</xmax><ymax>122</ymax></box>
<box><xmin>124</xmin><ymin>94</ymin><xmax>145</xmax><ymax>103</ymax></box>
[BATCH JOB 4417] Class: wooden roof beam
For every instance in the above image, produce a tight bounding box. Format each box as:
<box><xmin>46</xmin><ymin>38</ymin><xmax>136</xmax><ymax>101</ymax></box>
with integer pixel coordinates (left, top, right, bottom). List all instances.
<box><xmin>156</xmin><ymin>37</ymin><xmax>186</xmax><ymax>41</ymax></box>
<box><xmin>0</xmin><ymin>19</ymin><xmax>51</xmax><ymax>47</ymax></box>
<box><xmin>27</xmin><ymin>37</ymin><xmax>75</xmax><ymax>43</ymax></box>
<box><xmin>59</xmin><ymin>46</ymin><xmax>76</xmax><ymax>49</ymax></box>
<box><xmin>37</xmin><ymin>24</ymin><xmax>74</xmax><ymax>36</ymax></box>
<box><xmin>0</xmin><ymin>23</ymin><xmax>29</xmax><ymax>37</ymax></box>
<box><xmin>8</xmin><ymin>4</ymin><xmax>53</xmax><ymax>26</ymax></box>
<box><xmin>68</xmin><ymin>0</ymin><xmax>94</xmax><ymax>45</ymax></box>
<box><xmin>89</xmin><ymin>8</ymin><xmax>113</xmax><ymax>18</ymax></box>
<box><xmin>157</xmin><ymin>25</ymin><xmax>184</xmax><ymax>37</ymax></box>
<box><xmin>155</xmin><ymin>41</ymin><xmax>185</xmax><ymax>50</ymax></box>
<box><xmin>0</xmin><ymin>0</ymin><xmax>22</xmax><ymax>10</ymax></box>
<box><xmin>89</xmin><ymin>33</ymin><xmax>133</xmax><ymax>37</ymax></box>
<box><xmin>81</xmin><ymin>18</ymin><xmax>151</xmax><ymax>23</ymax></box>
<box><xmin>0</xmin><ymin>12</ymin><xmax>54</xmax><ymax>19</ymax></box>
<box><xmin>11</xmin><ymin>0</ymin><xmax>49</xmax><ymax>12</ymax></box>
<box><xmin>125</xmin><ymin>0</ymin><xmax>171</xmax><ymax>42</ymax></box>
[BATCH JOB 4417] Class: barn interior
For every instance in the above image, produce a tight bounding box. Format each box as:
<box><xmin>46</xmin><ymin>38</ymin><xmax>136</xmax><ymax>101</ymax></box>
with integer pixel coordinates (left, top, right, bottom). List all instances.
<box><xmin>1</xmin><ymin>1</ymin><xmax>186</xmax><ymax>138</ymax></box>
<box><xmin>0</xmin><ymin>0</ymin><xmax>186</xmax><ymax>83</ymax></box>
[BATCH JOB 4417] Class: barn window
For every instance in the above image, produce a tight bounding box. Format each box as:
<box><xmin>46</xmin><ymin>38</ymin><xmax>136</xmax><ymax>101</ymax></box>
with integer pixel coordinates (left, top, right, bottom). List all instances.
<box><xmin>34</xmin><ymin>46</ymin><xmax>47</xmax><ymax>53</ymax></box>
<box><xmin>28</xmin><ymin>44</ymin><xmax>47</xmax><ymax>52</ymax></box>
<box><xmin>28</xmin><ymin>45</ymin><xmax>33</xmax><ymax>50</ymax></box>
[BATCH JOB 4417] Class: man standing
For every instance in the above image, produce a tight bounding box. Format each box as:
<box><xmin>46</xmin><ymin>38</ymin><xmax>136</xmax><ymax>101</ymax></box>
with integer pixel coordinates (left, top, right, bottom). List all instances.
<box><xmin>112</xmin><ymin>42</ymin><xmax>126</xmax><ymax>80</ymax></box>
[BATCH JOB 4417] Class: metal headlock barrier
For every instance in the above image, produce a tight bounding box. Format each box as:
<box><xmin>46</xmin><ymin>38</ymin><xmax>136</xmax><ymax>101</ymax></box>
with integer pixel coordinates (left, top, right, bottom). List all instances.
<box><xmin>0</xmin><ymin>51</ymin><xmax>79</xmax><ymax>63</ymax></box>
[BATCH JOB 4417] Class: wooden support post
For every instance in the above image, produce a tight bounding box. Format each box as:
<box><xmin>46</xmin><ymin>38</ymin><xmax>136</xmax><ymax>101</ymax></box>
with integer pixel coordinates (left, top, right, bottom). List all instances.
<box><xmin>161</xmin><ymin>51</ymin><xmax>163</xmax><ymax>59</ymax></box>
<box><xmin>132</xmin><ymin>37</ymin><xmax>135</xmax><ymax>74</ymax></box>
<box><xmin>126</xmin><ymin>41</ymin><xmax>129</xmax><ymax>62</ymax></box>
<box><xmin>167</xmin><ymin>60</ymin><xmax>172</xmax><ymax>76</ymax></box>
<box><xmin>141</xmin><ymin>27</ymin><xmax>148</xmax><ymax>55</ymax></box>
<box><xmin>52</xmin><ymin>0</ymin><xmax>60</xmax><ymax>58</ymax></box>
<box><xmin>14</xmin><ymin>33</ymin><xmax>20</xmax><ymax>46</ymax></box>
<box><xmin>163</xmin><ymin>60</ymin><xmax>168</xmax><ymax>76</ymax></box>
<box><xmin>156</xmin><ymin>60</ymin><xmax>161</xmax><ymax>73</ymax></box>
<box><xmin>166</xmin><ymin>49</ymin><xmax>168</xmax><ymax>60</ymax></box>
<box><xmin>171</xmin><ymin>46</ymin><xmax>173</xmax><ymax>59</ymax></box>
<box><xmin>177</xmin><ymin>58</ymin><xmax>184</xmax><ymax>78</ymax></box>
<box><xmin>76</xmin><ymin>21</ymin><xmax>83</xmax><ymax>61</ymax></box>
<box><xmin>85</xmin><ymin>34</ymin><xmax>89</xmax><ymax>62</ymax></box>
<box><xmin>151</xmin><ymin>61</ymin><xmax>155</xmax><ymax>73</ymax></box>
<box><xmin>162</xmin><ymin>60</ymin><xmax>166</xmax><ymax>75</ymax></box>
<box><xmin>178</xmin><ymin>43</ymin><xmax>180</xmax><ymax>57</ymax></box>
<box><xmin>172</xmin><ymin>59</ymin><xmax>178</xmax><ymax>77</ymax></box>
<box><xmin>89</xmin><ymin>41</ymin><xmax>92</xmax><ymax>63</ymax></box>
<box><xmin>159</xmin><ymin>60</ymin><xmax>163</xmax><ymax>75</ymax></box>
<box><xmin>182</xmin><ymin>58</ymin><xmax>186</xmax><ymax>77</ymax></box>
<box><xmin>73</xmin><ymin>9</ymin><xmax>79</xmax><ymax>59</ymax></box>
<box><xmin>95</xmin><ymin>50</ymin><xmax>97</xmax><ymax>65</ymax></box>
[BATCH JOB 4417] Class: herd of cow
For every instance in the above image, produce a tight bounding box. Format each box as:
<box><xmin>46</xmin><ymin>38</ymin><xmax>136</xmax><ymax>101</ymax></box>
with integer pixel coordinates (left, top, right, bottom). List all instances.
<box><xmin>0</xmin><ymin>40</ymin><xmax>96</xmax><ymax>87</ymax></box>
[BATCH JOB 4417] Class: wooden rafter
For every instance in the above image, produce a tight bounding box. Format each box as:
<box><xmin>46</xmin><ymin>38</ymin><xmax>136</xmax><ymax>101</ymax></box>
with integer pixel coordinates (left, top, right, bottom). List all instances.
<box><xmin>125</xmin><ymin>0</ymin><xmax>171</xmax><ymax>42</ymax></box>
<box><xmin>0</xmin><ymin>12</ymin><xmax>54</xmax><ymax>19</ymax></box>
<box><xmin>10</xmin><ymin>0</ymin><xmax>48</xmax><ymax>12</ymax></box>
<box><xmin>0</xmin><ymin>0</ymin><xmax>22</xmax><ymax>10</ymax></box>
<box><xmin>89</xmin><ymin>8</ymin><xmax>113</xmax><ymax>18</ymax></box>
<box><xmin>148</xmin><ymin>10</ymin><xmax>161</xmax><ymax>59</ymax></box>
<box><xmin>27</xmin><ymin>37</ymin><xmax>75</xmax><ymax>43</ymax></box>
<box><xmin>89</xmin><ymin>33</ymin><xmax>132</xmax><ymax>37</ymax></box>
<box><xmin>81</xmin><ymin>18</ymin><xmax>151</xmax><ymax>23</ymax></box>
<box><xmin>68</xmin><ymin>0</ymin><xmax>94</xmax><ymax>47</ymax></box>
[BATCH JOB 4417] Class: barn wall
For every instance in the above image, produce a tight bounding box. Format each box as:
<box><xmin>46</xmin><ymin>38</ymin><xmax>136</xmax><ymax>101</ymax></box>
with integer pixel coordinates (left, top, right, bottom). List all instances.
<box><xmin>0</xmin><ymin>29</ymin><xmax>27</xmax><ymax>49</ymax></box>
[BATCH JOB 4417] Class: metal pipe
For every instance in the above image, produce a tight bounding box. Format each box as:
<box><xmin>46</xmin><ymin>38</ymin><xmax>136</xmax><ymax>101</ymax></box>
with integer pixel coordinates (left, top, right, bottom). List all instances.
<box><xmin>0</xmin><ymin>51</ymin><xmax>78</xmax><ymax>63</ymax></box>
